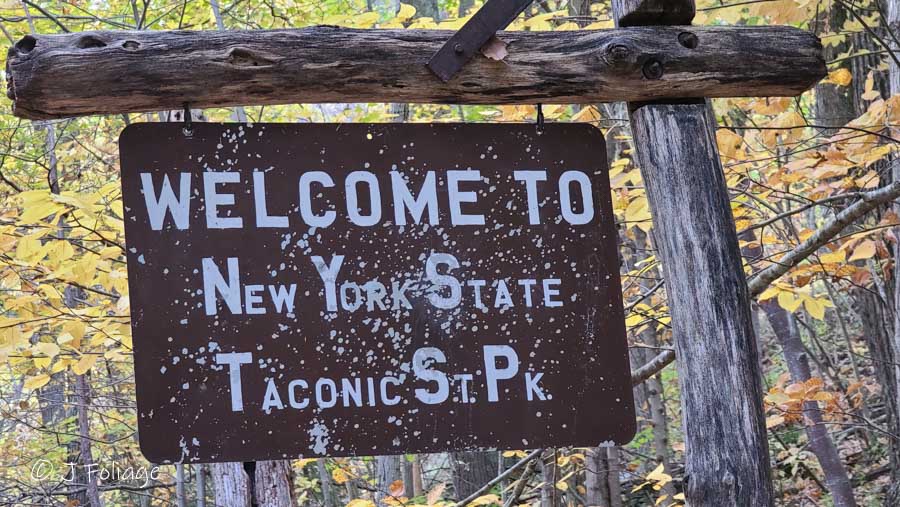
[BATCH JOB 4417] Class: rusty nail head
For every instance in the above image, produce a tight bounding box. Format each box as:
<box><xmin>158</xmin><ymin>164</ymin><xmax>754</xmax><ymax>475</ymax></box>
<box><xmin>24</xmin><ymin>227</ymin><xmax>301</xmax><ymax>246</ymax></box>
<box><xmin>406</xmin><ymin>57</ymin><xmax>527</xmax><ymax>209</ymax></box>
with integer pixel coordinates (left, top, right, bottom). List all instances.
<box><xmin>642</xmin><ymin>59</ymin><xmax>664</xmax><ymax>80</ymax></box>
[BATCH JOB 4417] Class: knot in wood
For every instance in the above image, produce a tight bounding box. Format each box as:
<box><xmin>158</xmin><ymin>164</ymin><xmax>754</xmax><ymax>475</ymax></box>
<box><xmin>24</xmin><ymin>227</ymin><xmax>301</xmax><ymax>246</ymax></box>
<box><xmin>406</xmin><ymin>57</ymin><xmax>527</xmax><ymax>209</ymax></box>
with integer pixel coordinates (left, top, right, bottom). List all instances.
<box><xmin>226</xmin><ymin>47</ymin><xmax>276</xmax><ymax>68</ymax></box>
<box><xmin>76</xmin><ymin>35</ymin><xmax>107</xmax><ymax>49</ymax></box>
<box><xmin>13</xmin><ymin>35</ymin><xmax>36</xmax><ymax>55</ymax></box>
<box><xmin>606</xmin><ymin>44</ymin><xmax>630</xmax><ymax>61</ymax></box>
<box><xmin>722</xmin><ymin>470</ymin><xmax>736</xmax><ymax>487</ymax></box>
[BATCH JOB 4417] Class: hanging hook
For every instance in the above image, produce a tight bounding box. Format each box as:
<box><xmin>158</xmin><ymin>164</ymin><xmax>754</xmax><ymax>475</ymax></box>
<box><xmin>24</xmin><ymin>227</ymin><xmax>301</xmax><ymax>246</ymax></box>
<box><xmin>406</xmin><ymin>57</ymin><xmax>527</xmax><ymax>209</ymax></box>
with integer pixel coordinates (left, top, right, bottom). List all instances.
<box><xmin>182</xmin><ymin>102</ymin><xmax>193</xmax><ymax>138</ymax></box>
<box><xmin>536</xmin><ymin>103</ymin><xmax>545</xmax><ymax>134</ymax></box>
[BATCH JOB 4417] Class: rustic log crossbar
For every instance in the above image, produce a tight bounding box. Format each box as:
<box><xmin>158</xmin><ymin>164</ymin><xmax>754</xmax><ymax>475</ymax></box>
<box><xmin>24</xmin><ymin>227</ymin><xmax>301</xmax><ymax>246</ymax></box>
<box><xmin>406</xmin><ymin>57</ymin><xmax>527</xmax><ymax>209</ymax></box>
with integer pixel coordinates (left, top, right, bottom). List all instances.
<box><xmin>6</xmin><ymin>25</ymin><xmax>825</xmax><ymax>119</ymax></box>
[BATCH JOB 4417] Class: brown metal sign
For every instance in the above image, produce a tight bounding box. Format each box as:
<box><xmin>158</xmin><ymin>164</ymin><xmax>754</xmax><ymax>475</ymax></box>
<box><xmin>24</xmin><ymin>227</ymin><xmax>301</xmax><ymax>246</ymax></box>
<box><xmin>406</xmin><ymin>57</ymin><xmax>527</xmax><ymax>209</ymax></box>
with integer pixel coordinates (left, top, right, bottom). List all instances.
<box><xmin>119</xmin><ymin>122</ymin><xmax>634</xmax><ymax>463</ymax></box>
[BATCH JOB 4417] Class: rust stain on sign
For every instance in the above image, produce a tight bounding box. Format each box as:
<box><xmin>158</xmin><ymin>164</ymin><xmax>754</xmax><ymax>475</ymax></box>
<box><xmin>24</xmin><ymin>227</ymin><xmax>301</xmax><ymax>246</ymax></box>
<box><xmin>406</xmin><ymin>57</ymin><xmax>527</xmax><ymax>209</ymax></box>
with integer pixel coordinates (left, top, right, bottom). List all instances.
<box><xmin>119</xmin><ymin>122</ymin><xmax>635</xmax><ymax>463</ymax></box>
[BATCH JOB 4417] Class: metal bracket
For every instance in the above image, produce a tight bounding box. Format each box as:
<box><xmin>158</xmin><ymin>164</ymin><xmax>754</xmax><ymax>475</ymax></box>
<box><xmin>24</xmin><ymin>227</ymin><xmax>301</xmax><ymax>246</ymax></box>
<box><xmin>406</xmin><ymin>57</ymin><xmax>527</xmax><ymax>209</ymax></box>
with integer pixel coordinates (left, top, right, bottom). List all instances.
<box><xmin>426</xmin><ymin>0</ymin><xmax>533</xmax><ymax>82</ymax></box>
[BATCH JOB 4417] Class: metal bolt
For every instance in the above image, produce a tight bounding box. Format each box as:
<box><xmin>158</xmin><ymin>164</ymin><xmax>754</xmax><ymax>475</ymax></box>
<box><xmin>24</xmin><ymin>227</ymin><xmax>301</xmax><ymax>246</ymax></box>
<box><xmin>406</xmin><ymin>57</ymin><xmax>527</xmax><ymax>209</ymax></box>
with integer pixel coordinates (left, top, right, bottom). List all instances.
<box><xmin>642</xmin><ymin>59</ymin><xmax>664</xmax><ymax>80</ymax></box>
<box><xmin>454</xmin><ymin>43</ymin><xmax>464</xmax><ymax>54</ymax></box>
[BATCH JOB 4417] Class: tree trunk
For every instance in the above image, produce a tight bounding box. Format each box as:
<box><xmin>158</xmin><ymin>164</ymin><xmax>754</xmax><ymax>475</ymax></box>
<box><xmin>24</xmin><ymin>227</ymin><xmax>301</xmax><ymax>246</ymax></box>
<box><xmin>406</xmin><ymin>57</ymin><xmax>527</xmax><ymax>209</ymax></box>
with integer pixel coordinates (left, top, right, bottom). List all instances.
<box><xmin>75</xmin><ymin>373</ymin><xmax>103</xmax><ymax>507</ymax></box>
<box><xmin>645</xmin><ymin>372</ymin><xmax>676</xmax><ymax>498</ymax></box>
<box><xmin>376</xmin><ymin>455</ymin><xmax>402</xmax><ymax>506</ymax></box>
<box><xmin>197</xmin><ymin>464</ymin><xmax>207</xmax><ymax>507</ymax></box>
<box><xmin>539</xmin><ymin>450</ymin><xmax>558</xmax><ymax>507</ymax></box>
<box><xmin>176</xmin><ymin>464</ymin><xmax>187</xmax><ymax>507</ymax></box>
<box><xmin>451</xmin><ymin>451</ymin><xmax>499</xmax><ymax>500</ymax></box>
<box><xmin>855</xmin><ymin>287</ymin><xmax>898</xmax><ymax>503</ymax></box>
<box><xmin>255</xmin><ymin>460</ymin><xmax>295</xmax><ymax>507</ymax></box>
<box><xmin>585</xmin><ymin>447</ymin><xmax>611</xmax><ymax>506</ymax></box>
<box><xmin>318</xmin><ymin>459</ymin><xmax>338</xmax><ymax>507</ymax></box>
<box><xmin>606</xmin><ymin>448</ymin><xmax>623</xmax><ymax>507</ymax></box>
<box><xmin>762</xmin><ymin>301</ymin><xmax>857</xmax><ymax>507</ymax></box>
<box><xmin>211</xmin><ymin>462</ymin><xmax>251</xmax><ymax>507</ymax></box>
<box><xmin>412</xmin><ymin>455</ymin><xmax>424</xmax><ymax>497</ymax></box>
<box><xmin>407</xmin><ymin>0</ymin><xmax>439</xmax><ymax>19</ymax></box>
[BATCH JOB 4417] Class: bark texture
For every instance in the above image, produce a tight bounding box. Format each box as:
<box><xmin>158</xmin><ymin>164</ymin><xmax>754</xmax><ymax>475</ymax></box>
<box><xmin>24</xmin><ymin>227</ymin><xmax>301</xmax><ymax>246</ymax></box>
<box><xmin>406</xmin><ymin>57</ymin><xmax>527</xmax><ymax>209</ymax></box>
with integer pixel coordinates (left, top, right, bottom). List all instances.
<box><xmin>585</xmin><ymin>447</ymin><xmax>624</xmax><ymax>507</ymax></box>
<box><xmin>538</xmin><ymin>450</ymin><xmax>558</xmax><ymax>507</ymax></box>
<box><xmin>254</xmin><ymin>460</ymin><xmax>295</xmax><ymax>507</ymax></box>
<box><xmin>450</xmin><ymin>451</ymin><xmax>499</xmax><ymax>500</ymax></box>
<box><xmin>210</xmin><ymin>462</ymin><xmax>251</xmax><ymax>507</ymax></box>
<box><xmin>612</xmin><ymin>2</ymin><xmax>774</xmax><ymax>505</ymax></box>
<box><xmin>626</xmin><ymin>100</ymin><xmax>775</xmax><ymax>506</ymax></box>
<box><xmin>6</xmin><ymin>25</ymin><xmax>825</xmax><ymax>119</ymax></box>
<box><xmin>376</xmin><ymin>455</ymin><xmax>402</xmax><ymax>506</ymax></box>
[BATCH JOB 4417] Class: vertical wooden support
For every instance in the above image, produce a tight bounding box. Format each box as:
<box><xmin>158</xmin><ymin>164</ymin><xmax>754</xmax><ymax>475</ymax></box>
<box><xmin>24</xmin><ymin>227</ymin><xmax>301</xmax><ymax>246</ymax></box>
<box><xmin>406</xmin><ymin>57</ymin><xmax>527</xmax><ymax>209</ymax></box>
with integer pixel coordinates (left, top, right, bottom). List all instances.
<box><xmin>612</xmin><ymin>1</ymin><xmax>775</xmax><ymax>505</ymax></box>
<box><xmin>629</xmin><ymin>98</ymin><xmax>775</xmax><ymax>507</ymax></box>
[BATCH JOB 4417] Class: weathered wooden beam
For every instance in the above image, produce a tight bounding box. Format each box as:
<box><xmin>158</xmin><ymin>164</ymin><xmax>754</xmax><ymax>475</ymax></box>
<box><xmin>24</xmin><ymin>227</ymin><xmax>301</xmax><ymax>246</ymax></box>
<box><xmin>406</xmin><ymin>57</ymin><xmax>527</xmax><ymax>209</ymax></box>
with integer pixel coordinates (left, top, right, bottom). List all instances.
<box><xmin>6</xmin><ymin>25</ymin><xmax>824</xmax><ymax>119</ymax></box>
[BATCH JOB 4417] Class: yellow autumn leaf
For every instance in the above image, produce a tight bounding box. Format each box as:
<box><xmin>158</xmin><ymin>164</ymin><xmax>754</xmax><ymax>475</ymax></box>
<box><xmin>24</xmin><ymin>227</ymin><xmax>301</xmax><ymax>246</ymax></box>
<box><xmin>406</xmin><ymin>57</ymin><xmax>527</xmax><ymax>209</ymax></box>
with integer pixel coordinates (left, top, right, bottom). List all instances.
<box><xmin>388</xmin><ymin>479</ymin><xmax>405</xmax><ymax>497</ymax></box>
<box><xmin>826</xmin><ymin>68</ymin><xmax>852</xmax><ymax>87</ymax></box>
<box><xmin>646</xmin><ymin>463</ymin><xmax>672</xmax><ymax>485</ymax></box>
<box><xmin>777</xmin><ymin>292</ymin><xmax>802</xmax><ymax>313</ymax></box>
<box><xmin>716</xmin><ymin>129</ymin><xmax>744</xmax><ymax>159</ymax></box>
<box><xmin>467</xmin><ymin>494</ymin><xmax>500</xmax><ymax>506</ymax></box>
<box><xmin>19</xmin><ymin>198</ymin><xmax>64</xmax><ymax>224</ymax></box>
<box><xmin>625</xmin><ymin>196</ymin><xmax>651</xmax><ymax>223</ymax></box>
<box><xmin>805</xmin><ymin>298</ymin><xmax>826</xmax><ymax>320</ymax></box>
<box><xmin>819</xmin><ymin>250</ymin><xmax>845</xmax><ymax>264</ymax></box>
<box><xmin>347</xmin><ymin>500</ymin><xmax>375</xmax><ymax>507</ymax></box>
<box><xmin>34</xmin><ymin>342</ymin><xmax>60</xmax><ymax>358</ymax></box>
<box><xmin>848</xmin><ymin>240</ymin><xmax>877</xmax><ymax>262</ymax></box>
<box><xmin>349</xmin><ymin>11</ymin><xmax>379</xmax><ymax>27</ymax></box>
<box><xmin>766</xmin><ymin>415</ymin><xmax>785</xmax><ymax>428</ymax></box>
<box><xmin>810</xmin><ymin>391</ymin><xmax>834</xmax><ymax>402</ymax></box>
<box><xmin>862</xmin><ymin>71</ymin><xmax>881</xmax><ymax>101</ymax></box>
<box><xmin>332</xmin><ymin>467</ymin><xmax>349</xmax><ymax>484</ymax></box>
<box><xmin>757</xmin><ymin>285</ymin><xmax>781</xmax><ymax>301</ymax></box>
<box><xmin>396</xmin><ymin>3</ymin><xmax>416</xmax><ymax>21</ymax></box>
<box><xmin>73</xmin><ymin>354</ymin><xmax>98</xmax><ymax>375</ymax></box>
<box><xmin>296</xmin><ymin>458</ymin><xmax>317</xmax><ymax>468</ymax></box>
<box><xmin>24</xmin><ymin>374</ymin><xmax>51</xmax><ymax>390</ymax></box>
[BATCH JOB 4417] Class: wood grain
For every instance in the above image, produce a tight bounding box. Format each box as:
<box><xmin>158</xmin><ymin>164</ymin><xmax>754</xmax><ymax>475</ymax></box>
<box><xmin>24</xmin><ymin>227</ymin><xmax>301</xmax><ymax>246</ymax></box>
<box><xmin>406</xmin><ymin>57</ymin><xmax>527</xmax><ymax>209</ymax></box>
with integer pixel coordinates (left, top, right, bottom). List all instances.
<box><xmin>612</xmin><ymin>0</ymin><xmax>777</xmax><ymax>505</ymax></box>
<box><xmin>628</xmin><ymin>101</ymin><xmax>775</xmax><ymax>506</ymax></box>
<box><xmin>6</xmin><ymin>25</ymin><xmax>825</xmax><ymax>119</ymax></box>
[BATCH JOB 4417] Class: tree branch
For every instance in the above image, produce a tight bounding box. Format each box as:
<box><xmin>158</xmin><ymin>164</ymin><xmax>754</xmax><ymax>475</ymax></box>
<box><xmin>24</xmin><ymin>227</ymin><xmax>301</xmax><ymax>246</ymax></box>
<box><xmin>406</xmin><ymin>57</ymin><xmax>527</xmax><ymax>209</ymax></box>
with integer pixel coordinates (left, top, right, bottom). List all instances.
<box><xmin>747</xmin><ymin>181</ymin><xmax>900</xmax><ymax>297</ymax></box>
<box><xmin>631</xmin><ymin>349</ymin><xmax>675</xmax><ymax>385</ymax></box>
<box><xmin>453</xmin><ymin>448</ymin><xmax>543</xmax><ymax>507</ymax></box>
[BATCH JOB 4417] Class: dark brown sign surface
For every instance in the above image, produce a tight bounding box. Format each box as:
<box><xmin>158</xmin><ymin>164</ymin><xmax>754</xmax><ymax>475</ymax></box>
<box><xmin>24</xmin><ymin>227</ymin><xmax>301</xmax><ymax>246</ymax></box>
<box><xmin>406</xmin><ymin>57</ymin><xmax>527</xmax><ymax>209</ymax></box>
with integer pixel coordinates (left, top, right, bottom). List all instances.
<box><xmin>119</xmin><ymin>122</ymin><xmax>634</xmax><ymax>463</ymax></box>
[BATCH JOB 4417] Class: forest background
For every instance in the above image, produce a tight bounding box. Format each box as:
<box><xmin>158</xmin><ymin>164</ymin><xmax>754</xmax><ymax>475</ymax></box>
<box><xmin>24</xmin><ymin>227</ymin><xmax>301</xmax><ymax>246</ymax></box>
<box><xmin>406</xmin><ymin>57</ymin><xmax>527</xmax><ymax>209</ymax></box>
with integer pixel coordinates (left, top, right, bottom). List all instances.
<box><xmin>0</xmin><ymin>0</ymin><xmax>898</xmax><ymax>506</ymax></box>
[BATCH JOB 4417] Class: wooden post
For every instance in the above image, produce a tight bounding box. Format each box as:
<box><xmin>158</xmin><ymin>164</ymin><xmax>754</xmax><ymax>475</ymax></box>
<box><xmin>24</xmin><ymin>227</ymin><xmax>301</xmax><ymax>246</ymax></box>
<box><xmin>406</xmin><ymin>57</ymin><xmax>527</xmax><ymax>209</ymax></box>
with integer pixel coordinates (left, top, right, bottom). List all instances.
<box><xmin>612</xmin><ymin>1</ymin><xmax>775</xmax><ymax>505</ymax></box>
